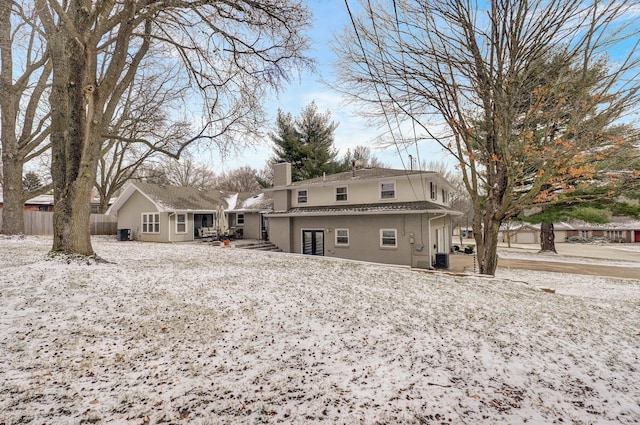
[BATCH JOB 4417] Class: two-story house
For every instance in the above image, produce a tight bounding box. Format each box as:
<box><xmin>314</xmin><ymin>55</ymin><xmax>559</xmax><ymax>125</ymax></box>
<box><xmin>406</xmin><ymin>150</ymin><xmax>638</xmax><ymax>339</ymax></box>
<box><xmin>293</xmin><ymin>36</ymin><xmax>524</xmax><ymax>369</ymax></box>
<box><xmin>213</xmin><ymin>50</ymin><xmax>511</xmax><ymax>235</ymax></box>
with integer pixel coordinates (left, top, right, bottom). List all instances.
<box><xmin>265</xmin><ymin>162</ymin><xmax>462</xmax><ymax>269</ymax></box>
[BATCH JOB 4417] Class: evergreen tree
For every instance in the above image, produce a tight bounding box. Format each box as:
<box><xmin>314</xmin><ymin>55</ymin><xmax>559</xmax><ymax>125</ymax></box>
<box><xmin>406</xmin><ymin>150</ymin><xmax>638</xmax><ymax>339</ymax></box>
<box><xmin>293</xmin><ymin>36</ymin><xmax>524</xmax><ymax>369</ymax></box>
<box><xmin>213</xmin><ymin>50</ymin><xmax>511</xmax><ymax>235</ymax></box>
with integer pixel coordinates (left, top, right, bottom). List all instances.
<box><xmin>512</xmin><ymin>60</ymin><xmax>640</xmax><ymax>252</ymax></box>
<box><xmin>271</xmin><ymin>101</ymin><xmax>340</xmax><ymax>181</ymax></box>
<box><xmin>22</xmin><ymin>172</ymin><xmax>43</xmax><ymax>192</ymax></box>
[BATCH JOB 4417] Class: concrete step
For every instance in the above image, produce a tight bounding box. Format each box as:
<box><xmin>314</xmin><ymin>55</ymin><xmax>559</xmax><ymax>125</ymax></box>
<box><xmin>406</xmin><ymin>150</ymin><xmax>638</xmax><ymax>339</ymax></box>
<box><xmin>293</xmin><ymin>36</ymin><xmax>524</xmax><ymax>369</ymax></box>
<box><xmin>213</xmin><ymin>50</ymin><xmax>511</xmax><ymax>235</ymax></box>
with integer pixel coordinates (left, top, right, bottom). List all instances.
<box><xmin>236</xmin><ymin>241</ymin><xmax>282</xmax><ymax>252</ymax></box>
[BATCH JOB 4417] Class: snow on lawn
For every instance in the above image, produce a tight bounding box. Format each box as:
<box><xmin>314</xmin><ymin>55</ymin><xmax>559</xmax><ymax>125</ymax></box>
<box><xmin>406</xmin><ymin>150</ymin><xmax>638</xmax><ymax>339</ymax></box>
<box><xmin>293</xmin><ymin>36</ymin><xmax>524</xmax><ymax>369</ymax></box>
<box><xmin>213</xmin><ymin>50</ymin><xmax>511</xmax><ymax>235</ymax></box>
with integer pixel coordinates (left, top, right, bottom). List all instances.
<box><xmin>1</xmin><ymin>236</ymin><xmax>639</xmax><ymax>424</ymax></box>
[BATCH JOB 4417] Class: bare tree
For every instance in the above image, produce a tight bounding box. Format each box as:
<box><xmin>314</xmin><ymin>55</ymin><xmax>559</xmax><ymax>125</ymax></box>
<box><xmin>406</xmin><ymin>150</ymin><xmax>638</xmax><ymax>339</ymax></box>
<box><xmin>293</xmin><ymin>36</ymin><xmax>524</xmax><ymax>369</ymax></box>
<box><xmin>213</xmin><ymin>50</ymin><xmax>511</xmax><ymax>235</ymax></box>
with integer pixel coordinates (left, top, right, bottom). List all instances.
<box><xmin>342</xmin><ymin>145</ymin><xmax>387</xmax><ymax>168</ymax></box>
<box><xmin>95</xmin><ymin>64</ymin><xmax>192</xmax><ymax>213</ymax></box>
<box><xmin>135</xmin><ymin>157</ymin><xmax>218</xmax><ymax>191</ymax></box>
<box><xmin>164</xmin><ymin>158</ymin><xmax>218</xmax><ymax>190</ymax></box>
<box><xmin>31</xmin><ymin>0</ymin><xmax>311</xmax><ymax>256</ymax></box>
<box><xmin>0</xmin><ymin>2</ymin><xmax>52</xmax><ymax>234</ymax></box>
<box><xmin>217</xmin><ymin>166</ymin><xmax>262</xmax><ymax>193</ymax></box>
<box><xmin>335</xmin><ymin>0</ymin><xmax>640</xmax><ymax>274</ymax></box>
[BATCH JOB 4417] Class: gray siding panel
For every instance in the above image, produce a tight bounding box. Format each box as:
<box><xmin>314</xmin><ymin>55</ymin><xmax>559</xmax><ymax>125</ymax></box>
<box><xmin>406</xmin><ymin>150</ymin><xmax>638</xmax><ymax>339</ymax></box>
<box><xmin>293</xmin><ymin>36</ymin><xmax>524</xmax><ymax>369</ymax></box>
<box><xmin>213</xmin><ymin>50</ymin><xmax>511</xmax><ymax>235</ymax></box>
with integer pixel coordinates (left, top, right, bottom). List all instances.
<box><xmin>289</xmin><ymin>214</ymin><xmax>425</xmax><ymax>266</ymax></box>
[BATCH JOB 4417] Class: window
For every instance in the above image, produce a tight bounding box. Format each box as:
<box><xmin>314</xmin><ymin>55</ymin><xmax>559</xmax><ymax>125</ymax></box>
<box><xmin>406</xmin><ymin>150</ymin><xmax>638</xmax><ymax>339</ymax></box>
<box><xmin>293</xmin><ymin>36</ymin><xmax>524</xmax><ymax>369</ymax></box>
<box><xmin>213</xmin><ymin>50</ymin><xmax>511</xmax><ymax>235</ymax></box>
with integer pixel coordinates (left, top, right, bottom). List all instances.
<box><xmin>237</xmin><ymin>213</ymin><xmax>245</xmax><ymax>225</ymax></box>
<box><xmin>176</xmin><ymin>213</ymin><xmax>186</xmax><ymax>233</ymax></box>
<box><xmin>142</xmin><ymin>213</ymin><xmax>160</xmax><ymax>233</ymax></box>
<box><xmin>380</xmin><ymin>181</ymin><xmax>395</xmax><ymax>199</ymax></box>
<box><xmin>442</xmin><ymin>189</ymin><xmax>447</xmax><ymax>203</ymax></box>
<box><xmin>430</xmin><ymin>182</ymin><xmax>437</xmax><ymax>200</ymax></box>
<box><xmin>297</xmin><ymin>189</ymin><xmax>308</xmax><ymax>203</ymax></box>
<box><xmin>606</xmin><ymin>230</ymin><xmax>622</xmax><ymax>240</ymax></box>
<box><xmin>335</xmin><ymin>229</ymin><xmax>349</xmax><ymax>246</ymax></box>
<box><xmin>380</xmin><ymin>229</ymin><xmax>397</xmax><ymax>247</ymax></box>
<box><xmin>336</xmin><ymin>186</ymin><xmax>348</xmax><ymax>201</ymax></box>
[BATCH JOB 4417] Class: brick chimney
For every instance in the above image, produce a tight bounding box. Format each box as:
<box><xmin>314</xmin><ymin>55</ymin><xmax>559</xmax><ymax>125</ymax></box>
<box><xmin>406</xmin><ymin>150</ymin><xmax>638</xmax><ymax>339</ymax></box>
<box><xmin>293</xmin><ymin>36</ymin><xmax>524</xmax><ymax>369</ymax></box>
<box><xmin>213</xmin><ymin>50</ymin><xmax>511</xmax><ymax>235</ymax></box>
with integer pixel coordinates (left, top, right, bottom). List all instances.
<box><xmin>272</xmin><ymin>162</ymin><xmax>292</xmax><ymax>212</ymax></box>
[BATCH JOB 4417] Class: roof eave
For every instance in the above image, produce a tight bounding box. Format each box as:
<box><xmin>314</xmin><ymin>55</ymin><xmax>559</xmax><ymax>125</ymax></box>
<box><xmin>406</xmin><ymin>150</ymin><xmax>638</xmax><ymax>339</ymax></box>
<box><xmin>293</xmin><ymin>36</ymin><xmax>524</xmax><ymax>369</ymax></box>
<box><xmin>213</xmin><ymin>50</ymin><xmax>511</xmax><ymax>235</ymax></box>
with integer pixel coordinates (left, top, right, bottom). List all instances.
<box><xmin>266</xmin><ymin>209</ymin><xmax>461</xmax><ymax>218</ymax></box>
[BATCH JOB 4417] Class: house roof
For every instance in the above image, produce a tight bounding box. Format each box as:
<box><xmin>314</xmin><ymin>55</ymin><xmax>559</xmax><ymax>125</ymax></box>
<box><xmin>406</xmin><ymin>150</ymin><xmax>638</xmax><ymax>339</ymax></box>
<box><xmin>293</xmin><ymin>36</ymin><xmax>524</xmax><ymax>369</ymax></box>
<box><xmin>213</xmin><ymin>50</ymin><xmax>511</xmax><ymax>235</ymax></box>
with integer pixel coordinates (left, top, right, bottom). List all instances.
<box><xmin>232</xmin><ymin>192</ymin><xmax>273</xmax><ymax>212</ymax></box>
<box><xmin>266</xmin><ymin>201</ymin><xmax>463</xmax><ymax>217</ymax></box>
<box><xmin>569</xmin><ymin>217</ymin><xmax>640</xmax><ymax>230</ymax></box>
<box><xmin>500</xmin><ymin>222</ymin><xmax>576</xmax><ymax>232</ymax></box>
<box><xmin>24</xmin><ymin>194</ymin><xmax>55</xmax><ymax>205</ymax></box>
<box><xmin>499</xmin><ymin>218</ymin><xmax>640</xmax><ymax>232</ymax></box>
<box><xmin>107</xmin><ymin>182</ymin><xmax>227</xmax><ymax>214</ymax></box>
<box><xmin>106</xmin><ymin>182</ymin><xmax>274</xmax><ymax>215</ymax></box>
<box><xmin>267</xmin><ymin>167</ymin><xmax>457</xmax><ymax>192</ymax></box>
<box><xmin>0</xmin><ymin>191</ymin><xmax>54</xmax><ymax>205</ymax></box>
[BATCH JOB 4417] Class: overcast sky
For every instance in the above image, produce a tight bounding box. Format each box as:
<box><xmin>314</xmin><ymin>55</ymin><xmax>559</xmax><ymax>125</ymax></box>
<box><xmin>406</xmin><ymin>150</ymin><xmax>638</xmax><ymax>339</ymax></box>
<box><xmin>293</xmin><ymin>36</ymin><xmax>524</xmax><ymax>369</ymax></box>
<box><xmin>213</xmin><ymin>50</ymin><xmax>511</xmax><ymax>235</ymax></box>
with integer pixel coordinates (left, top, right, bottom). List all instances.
<box><xmin>201</xmin><ymin>0</ymin><xmax>453</xmax><ymax>174</ymax></box>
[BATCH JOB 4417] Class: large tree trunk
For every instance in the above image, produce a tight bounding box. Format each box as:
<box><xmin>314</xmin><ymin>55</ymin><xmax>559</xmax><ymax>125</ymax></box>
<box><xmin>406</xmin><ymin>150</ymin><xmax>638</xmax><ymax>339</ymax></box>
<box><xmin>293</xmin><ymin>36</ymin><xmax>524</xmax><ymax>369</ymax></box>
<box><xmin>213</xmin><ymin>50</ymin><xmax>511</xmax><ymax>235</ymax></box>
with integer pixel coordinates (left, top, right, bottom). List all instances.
<box><xmin>540</xmin><ymin>222</ymin><xmax>557</xmax><ymax>253</ymax></box>
<box><xmin>48</xmin><ymin>2</ymin><xmax>97</xmax><ymax>256</ymax></box>
<box><xmin>471</xmin><ymin>213</ymin><xmax>502</xmax><ymax>275</ymax></box>
<box><xmin>478</xmin><ymin>218</ymin><xmax>501</xmax><ymax>275</ymax></box>
<box><xmin>0</xmin><ymin>156</ymin><xmax>26</xmax><ymax>235</ymax></box>
<box><xmin>0</xmin><ymin>2</ymin><xmax>24</xmax><ymax>235</ymax></box>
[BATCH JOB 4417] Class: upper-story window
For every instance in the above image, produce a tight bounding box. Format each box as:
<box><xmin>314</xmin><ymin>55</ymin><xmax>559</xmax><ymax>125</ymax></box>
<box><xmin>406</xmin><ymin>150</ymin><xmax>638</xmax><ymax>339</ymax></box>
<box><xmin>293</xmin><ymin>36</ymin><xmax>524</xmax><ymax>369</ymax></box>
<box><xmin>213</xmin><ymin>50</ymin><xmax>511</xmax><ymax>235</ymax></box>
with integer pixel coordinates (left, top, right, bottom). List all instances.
<box><xmin>442</xmin><ymin>189</ymin><xmax>447</xmax><ymax>203</ymax></box>
<box><xmin>176</xmin><ymin>213</ymin><xmax>186</xmax><ymax>233</ymax></box>
<box><xmin>297</xmin><ymin>189</ymin><xmax>308</xmax><ymax>204</ymax></box>
<box><xmin>380</xmin><ymin>181</ymin><xmax>395</xmax><ymax>199</ymax></box>
<box><xmin>237</xmin><ymin>213</ymin><xmax>245</xmax><ymax>225</ymax></box>
<box><xmin>336</xmin><ymin>186</ymin><xmax>348</xmax><ymax>202</ymax></box>
<box><xmin>430</xmin><ymin>182</ymin><xmax>437</xmax><ymax>200</ymax></box>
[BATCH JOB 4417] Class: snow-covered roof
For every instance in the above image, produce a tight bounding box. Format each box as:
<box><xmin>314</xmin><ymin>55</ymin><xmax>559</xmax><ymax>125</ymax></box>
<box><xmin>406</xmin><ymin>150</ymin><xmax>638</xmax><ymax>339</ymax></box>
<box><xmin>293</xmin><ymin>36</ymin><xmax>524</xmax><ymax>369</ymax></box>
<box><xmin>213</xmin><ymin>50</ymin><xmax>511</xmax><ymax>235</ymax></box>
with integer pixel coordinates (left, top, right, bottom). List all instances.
<box><xmin>268</xmin><ymin>167</ymin><xmax>457</xmax><ymax>192</ymax></box>
<box><xmin>569</xmin><ymin>218</ymin><xmax>640</xmax><ymax>230</ymax></box>
<box><xmin>500</xmin><ymin>222</ymin><xmax>576</xmax><ymax>232</ymax></box>
<box><xmin>0</xmin><ymin>192</ymin><xmax>54</xmax><ymax>205</ymax></box>
<box><xmin>106</xmin><ymin>182</ymin><xmax>273</xmax><ymax>215</ymax></box>
<box><xmin>107</xmin><ymin>182</ymin><xmax>227</xmax><ymax>214</ymax></box>
<box><xmin>233</xmin><ymin>192</ymin><xmax>273</xmax><ymax>212</ymax></box>
<box><xmin>499</xmin><ymin>218</ymin><xmax>640</xmax><ymax>232</ymax></box>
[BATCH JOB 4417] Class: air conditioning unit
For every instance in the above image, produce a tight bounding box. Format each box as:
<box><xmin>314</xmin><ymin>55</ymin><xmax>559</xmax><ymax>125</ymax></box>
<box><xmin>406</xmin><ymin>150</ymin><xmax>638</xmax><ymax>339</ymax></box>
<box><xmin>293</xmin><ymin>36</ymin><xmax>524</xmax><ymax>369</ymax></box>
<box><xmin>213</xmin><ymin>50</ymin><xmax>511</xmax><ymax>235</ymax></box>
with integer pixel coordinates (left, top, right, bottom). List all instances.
<box><xmin>434</xmin><ymin>253</ymin><xmax>449</xmax><ymax>269</ymax></box>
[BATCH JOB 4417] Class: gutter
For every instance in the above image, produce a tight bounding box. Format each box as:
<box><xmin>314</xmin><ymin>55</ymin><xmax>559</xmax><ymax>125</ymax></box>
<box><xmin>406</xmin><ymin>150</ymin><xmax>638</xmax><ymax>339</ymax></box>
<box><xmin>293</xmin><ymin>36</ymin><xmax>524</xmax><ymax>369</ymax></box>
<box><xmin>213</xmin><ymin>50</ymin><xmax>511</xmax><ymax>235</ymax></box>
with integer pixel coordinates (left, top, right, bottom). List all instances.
<box><xmin>265</xmin><ymin>208</ymin><xmax>462</xmax><ymax>218</ymax></box>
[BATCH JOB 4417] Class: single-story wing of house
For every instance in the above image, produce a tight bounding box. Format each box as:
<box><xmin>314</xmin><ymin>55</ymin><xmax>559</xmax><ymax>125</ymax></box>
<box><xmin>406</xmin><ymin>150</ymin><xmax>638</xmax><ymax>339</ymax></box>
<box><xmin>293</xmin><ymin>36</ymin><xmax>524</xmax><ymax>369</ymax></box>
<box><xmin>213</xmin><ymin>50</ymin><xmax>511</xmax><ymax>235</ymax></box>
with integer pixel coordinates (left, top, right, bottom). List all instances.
<box><xmin>106</xmin><ymin>182</ymin><xmax>272</xmax><ymax>242</ymax></box>
<box><xmin>224</xmin><ymin>192</ymin><xmax>273</xmax><ymax>240</ymax></box>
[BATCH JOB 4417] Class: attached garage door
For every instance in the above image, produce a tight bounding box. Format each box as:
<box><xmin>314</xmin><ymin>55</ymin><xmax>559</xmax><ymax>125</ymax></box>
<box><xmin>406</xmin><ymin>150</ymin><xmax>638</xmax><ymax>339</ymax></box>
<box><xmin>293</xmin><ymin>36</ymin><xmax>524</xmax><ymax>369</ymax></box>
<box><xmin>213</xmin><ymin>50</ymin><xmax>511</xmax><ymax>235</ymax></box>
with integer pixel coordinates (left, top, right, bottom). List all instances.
<box><xmin>517</xmin><ymin>232</ymin><xmax>536</xmax><ymax>244</ymax></box>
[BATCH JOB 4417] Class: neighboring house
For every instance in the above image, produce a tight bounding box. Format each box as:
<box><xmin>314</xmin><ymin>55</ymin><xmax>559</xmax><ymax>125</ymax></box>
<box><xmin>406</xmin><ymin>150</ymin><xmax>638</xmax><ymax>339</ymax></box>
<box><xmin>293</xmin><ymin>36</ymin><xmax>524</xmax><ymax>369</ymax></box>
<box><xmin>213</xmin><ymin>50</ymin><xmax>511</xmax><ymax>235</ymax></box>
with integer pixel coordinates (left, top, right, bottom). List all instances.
<box><xmin>0</xmin><ymin>192</ymin><xmax>54</xmax><ymax>212</ymax></box>
<box><xmin>565</xmin><ymin>218</ymin><xmax>640</xmax><ymax>243</ymax></box>
<box><xmin>0</xmin><ymin>190</ymin><xmax>109</xmax><ymax>212</ymax></box>
<box><xmin>497</xmin><ymin>222</ymin><xmax>575</xmax><ymax>244</ymax></box>
<box><xmin>265</xmin><ymin>162</ymin><xmax>463</xmax><ymax>269</ymax></box>
<box><xmin>106</xmin><ymin>182</ymin><xmax>272</xmax><ymax>242</ymax></box>
<box><xmin>497</xmin><ymin>219</ymin><xmax>640</xmax><ymax>244</ymax></box>
<box><xmin>453</xmin><ymin>226</ymin><xmax>474</xmax><ymax>240</ymax></box>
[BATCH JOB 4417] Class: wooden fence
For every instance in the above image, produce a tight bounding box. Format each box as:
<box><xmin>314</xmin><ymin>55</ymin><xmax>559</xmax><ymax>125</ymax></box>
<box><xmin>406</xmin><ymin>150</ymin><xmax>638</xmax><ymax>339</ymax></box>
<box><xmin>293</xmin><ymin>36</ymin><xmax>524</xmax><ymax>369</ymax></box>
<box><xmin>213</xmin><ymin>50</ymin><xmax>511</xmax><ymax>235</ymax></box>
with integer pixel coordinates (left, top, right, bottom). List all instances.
<box><xmin>0</xmin><ymin>211</ymin><xmax>117</xmax><ymax>235</ymax></box>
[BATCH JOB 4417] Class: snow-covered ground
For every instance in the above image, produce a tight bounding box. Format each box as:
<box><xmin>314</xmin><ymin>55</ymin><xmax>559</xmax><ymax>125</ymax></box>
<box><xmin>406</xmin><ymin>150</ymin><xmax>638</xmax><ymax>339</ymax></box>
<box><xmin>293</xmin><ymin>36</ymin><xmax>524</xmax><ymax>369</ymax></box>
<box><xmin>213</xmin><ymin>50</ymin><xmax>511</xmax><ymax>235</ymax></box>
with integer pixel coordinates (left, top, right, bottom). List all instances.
<box><xmin>1</xmin><ymin>236</ymin><xmax>639</xmax><ymax>424</ymax></box>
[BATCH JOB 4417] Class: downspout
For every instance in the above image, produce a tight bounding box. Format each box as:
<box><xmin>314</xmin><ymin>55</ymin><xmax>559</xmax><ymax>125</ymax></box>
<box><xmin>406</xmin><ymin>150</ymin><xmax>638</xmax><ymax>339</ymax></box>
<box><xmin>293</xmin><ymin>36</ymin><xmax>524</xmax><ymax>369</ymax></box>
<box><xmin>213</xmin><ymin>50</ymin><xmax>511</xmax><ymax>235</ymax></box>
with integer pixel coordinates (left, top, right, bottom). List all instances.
<box><xmin>428</xmin><ymin>211</ymin><xmax>447</xmax><ymax>268</ymax></box>
<box><xmin>168</xmin><ymin>212</ymin><xmax>174</xmax><ymax>243</ymax></box>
